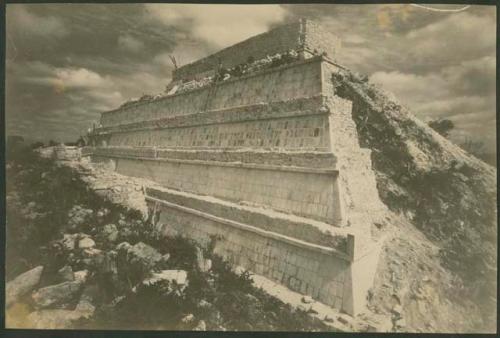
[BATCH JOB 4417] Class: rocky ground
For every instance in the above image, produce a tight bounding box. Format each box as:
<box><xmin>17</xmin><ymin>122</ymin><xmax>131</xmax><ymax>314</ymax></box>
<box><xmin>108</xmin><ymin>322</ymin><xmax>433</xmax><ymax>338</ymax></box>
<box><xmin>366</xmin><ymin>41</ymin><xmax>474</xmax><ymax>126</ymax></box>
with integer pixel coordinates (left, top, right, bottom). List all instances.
<box><xmin>5</xmin><ymin>145</ymin><xmax>334</xmax><ymax>331</ymax></box>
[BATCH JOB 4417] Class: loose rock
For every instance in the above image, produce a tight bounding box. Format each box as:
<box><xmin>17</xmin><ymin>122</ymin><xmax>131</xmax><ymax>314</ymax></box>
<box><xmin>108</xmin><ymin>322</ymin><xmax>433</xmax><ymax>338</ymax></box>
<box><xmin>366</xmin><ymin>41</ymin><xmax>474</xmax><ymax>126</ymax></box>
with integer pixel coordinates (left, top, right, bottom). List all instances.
<box><xmin>57</xmin><ymin>265</ymin><xmax>74</xmax><ymax>282</ymax></box>
<box><xmin>6</xmin><ymin>266</ymin><xmax>44</xmax><ymax>307</ymax></box>
<box><xmin>74</xmin><ymin>270</ymin><xmax>89</xmax><ymax>283</ymax></box>
<box><xmin>99</xmin><ymin>224</ymin><xmax>119</xmax><ymax>243</ymax></box>
<box><xmin>32</xmin><ymin>280</ymin><xmax>84</xmax><ymax>308</ymax></box>
<box><xmin>120</xmin><ymin>241</ymin><xmax>163</xmax><ymax>270</ymax></box>
<box><xmin>78</xmin><ymin>237</ymin><xmax>96</xmax><ymax>249</ymax></box>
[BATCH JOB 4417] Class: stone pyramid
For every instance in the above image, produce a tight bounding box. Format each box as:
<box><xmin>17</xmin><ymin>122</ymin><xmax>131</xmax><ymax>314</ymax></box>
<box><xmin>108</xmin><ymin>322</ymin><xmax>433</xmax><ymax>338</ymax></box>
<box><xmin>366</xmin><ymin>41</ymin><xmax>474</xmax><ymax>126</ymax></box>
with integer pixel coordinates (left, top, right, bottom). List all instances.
<box><xmin>89</xmin><ymin>19</ymin><xmax>390</xmax><ymax>315</ymax></box>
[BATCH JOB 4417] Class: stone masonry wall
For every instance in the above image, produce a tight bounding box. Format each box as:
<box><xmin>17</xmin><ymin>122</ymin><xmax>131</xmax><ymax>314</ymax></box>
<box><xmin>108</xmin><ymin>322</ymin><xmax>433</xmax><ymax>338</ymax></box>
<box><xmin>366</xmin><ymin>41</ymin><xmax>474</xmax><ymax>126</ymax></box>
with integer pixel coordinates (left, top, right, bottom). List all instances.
<box><xmin>303</xmin><ymin>20</ymin><xmax>341</xmax><ymax>60</ymax></box>
<box><xmin>154</xmin><ymin>202</ymin><xmax>349</xmax><ymax>311</ymax></box>
<box><xmin>324</xmin><ymin>63</ymin><xmax>388</xmax><ymax>231</ymax></box>
<box><xmin>101</xmin><ymin>59</ymin><xmax>322</xmax><ymax>128</ymax></box>
<box><xmin>91</xmin><ymin>147</ymin><xmax>337</xmax><ymax>168</ymax></box>
<box><xmin>146</xmin><ymin>187</ymin><xmax>346</xmax><ymax>248</ymax></box>
<box><xmin>98</xmin><ymin>96</ymin><xmax>326</xmax><ymax>135</ymax></box>
<box><xmin>112</xmin><ymin>157</ymin><xmax>340</xmax><ymax>224</ymax></box>
<box><xmin>107</xmin><ymin>114</ymin><xmax>330</xmax><ymax>151</ymax></box>
<box><xmin>173</xmin><ymin>21</ymin><xmax>303</xmax><ymax>81</ymax></box>
<box><xmin>173</xmin><ymin>19</ymin><xmax>341</xmax><ymax>82</ymax></box>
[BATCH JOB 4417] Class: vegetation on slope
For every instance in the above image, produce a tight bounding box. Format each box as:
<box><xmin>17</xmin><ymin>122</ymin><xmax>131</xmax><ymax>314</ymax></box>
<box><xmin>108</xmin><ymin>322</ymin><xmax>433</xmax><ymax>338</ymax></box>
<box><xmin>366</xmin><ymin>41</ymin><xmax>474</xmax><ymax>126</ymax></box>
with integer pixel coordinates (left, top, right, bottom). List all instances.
<box><xmin>333</xmin><ymin>70</ymin><xmax>497</xmax><ymax>331</ymax></box>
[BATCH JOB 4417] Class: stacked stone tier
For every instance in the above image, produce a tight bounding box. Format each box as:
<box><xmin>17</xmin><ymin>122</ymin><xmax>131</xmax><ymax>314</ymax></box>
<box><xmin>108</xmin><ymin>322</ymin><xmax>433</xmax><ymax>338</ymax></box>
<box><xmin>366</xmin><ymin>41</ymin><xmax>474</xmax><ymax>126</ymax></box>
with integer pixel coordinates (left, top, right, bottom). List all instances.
<box><xmin>146</xmin><ymin>186</ymin><xmax>355</xmax><ymax>311</ymax></box>
<box><xmin>91</xmin><ymin>147</ymin><xmax>337</xmax><ymax>169</ymax></box>
<box><xmin>96</xmin><ymin>97</ymin><xmax>332</xmax><ymax>151</ymax></box>
<box><xmin>99</xmin><ymin>57</ymin><xmax>325</xmax><ymax>129</ymax></box>
<box><xmin>146</xmin><ymin>186</ymin><xmax>351</xmax><ymax>256</ymax></box>
<box><xmin>92</xmin><ymin>148</ymin><xmax>342</xmax><ymax>225</ymax></box>
<box><xmin>93</xmin><ymin>58</ymin><xmax>349</xmax><ymax>225</ymax></box>
<box><xmin>145</xmin><ymin>185</ymin><xmax>354</xmax><ymax>311</ymax></box>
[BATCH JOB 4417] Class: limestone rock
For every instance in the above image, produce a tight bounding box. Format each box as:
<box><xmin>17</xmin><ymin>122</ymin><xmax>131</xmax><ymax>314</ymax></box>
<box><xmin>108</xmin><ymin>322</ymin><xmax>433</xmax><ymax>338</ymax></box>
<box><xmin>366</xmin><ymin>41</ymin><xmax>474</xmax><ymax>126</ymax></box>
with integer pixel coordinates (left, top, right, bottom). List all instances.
<box><xmin>58</xmin><ymin>233</ymin><xmax>92</xmax><ymax>252</ymax></box>
<box><xmin>121</xmin><ymin>241</ymin><xmax>163</xmax><ymax>270</ymax></box>
<box><xmin>57</xmin><ymin>265</ymin><xmax>74</xmax><ymax>282</ymax></box>
<box><xmin>99</xmin><ymin>223</ymin><xmax>119</xmax><ymax>243</ymax></box>
<box><xmin>78</xmin><ymin>237</ymin><xmax>96</xmax><ymax>249</ymax></box>
<box><xmin>6</xmin><ymin>266</ymin><xmax>44</xmax><ymax>308</ymax></box>
<box><xmin>32</xmin><ymin>280</ymin><xmax>84</xmax><ymax>308</ymax></box>
<box><xmin>74</xmin><ymin>270</ymin><xmax>89</xmax><ymax>283</ymax></box>
<box><xmin>82</xmin><ymin>247</ymin><xmax>102</xmax><ymax>257</ymax></box>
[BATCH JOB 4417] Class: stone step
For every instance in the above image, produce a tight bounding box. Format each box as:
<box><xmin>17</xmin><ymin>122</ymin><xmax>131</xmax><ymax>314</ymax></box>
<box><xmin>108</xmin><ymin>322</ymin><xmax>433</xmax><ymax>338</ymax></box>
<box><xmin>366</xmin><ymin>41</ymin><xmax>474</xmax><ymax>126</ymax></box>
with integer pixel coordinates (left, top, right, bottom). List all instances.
<box><xmin>90</xmin><ymin>146</ymin><xmax>337</xmax><ymax>169</ymax></box>
<box><xmin>145</xmin><ymin>186</ymin><xmax>352</xmax><ymax>259</ymax></box>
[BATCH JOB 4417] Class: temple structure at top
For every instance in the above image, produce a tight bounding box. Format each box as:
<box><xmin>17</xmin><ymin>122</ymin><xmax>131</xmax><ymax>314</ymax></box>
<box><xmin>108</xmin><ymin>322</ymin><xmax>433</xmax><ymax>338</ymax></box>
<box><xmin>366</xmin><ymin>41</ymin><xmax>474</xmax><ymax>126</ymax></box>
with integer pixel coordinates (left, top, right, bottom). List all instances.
<box><xmin>88</xmin><ymin>19</ymin><xmax>388</xmax><ymax>316</ymax></box>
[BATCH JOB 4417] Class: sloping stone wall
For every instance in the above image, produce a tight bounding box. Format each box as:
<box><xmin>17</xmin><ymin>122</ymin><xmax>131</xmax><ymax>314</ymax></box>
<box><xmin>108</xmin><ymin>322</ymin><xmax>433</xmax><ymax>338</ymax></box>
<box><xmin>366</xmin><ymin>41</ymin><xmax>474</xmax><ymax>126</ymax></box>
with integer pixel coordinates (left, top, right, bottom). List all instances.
<box><xmin>150</xmin><ymin>198</ymin><xmax>350</xmax><ymax>311</ymax></box>
<box><xmin>102</xmin><ymin>156</ymin><xmax>342</xmax><ymax>224</ymax></box>
<box><xmin>101</xmin><ymin>59</ymin><xmax>322</xmax><ymax>128</ymax></box>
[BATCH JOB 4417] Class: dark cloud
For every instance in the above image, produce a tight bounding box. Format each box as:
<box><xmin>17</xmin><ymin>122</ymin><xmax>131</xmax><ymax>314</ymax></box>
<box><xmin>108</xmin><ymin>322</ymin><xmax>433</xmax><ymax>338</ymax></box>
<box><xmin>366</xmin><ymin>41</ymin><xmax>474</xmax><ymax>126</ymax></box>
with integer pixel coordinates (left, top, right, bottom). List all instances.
<box><xmin>5</xmin><ymin>4</ymin><xmax>496</xmax><ymax>153</ymax></box>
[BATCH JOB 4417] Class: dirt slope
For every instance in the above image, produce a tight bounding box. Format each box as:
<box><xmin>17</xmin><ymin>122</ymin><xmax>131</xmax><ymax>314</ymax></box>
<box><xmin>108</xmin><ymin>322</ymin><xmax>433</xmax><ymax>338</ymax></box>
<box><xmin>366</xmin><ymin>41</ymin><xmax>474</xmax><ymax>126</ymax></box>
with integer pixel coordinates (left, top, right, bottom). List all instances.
<box><xmin>332</xmin><ymin>71</ymin><xmax>497</xmax><ymax>332</ymax></box>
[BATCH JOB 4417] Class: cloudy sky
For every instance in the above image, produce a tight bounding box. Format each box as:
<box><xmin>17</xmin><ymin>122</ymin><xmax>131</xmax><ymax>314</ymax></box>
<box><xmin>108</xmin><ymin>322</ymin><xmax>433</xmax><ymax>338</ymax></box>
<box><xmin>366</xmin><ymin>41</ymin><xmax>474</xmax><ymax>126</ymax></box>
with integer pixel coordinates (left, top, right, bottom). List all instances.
<box><xmin>5</xmin><ymin>4</ymin><xmax>497</xmax><ymax>152</ymax></box>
